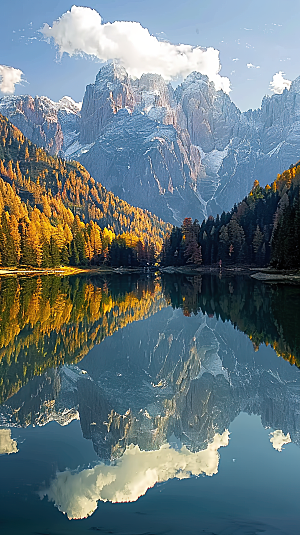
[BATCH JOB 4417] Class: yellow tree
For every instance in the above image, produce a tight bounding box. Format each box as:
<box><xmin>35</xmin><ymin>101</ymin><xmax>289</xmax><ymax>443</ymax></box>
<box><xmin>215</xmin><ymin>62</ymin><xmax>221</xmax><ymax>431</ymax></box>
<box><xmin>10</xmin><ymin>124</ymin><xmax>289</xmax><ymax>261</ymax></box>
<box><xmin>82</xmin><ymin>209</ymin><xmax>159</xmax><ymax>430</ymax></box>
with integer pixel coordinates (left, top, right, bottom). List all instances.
<box><xmin>90</xmin><ymin>221</ymin><xmax>102</xmax><ymax>257</ymax></box>
<box><xmin>9</xmin><ymin>214</ymin><xmax>21</xmax><ymax>262</ymax></box>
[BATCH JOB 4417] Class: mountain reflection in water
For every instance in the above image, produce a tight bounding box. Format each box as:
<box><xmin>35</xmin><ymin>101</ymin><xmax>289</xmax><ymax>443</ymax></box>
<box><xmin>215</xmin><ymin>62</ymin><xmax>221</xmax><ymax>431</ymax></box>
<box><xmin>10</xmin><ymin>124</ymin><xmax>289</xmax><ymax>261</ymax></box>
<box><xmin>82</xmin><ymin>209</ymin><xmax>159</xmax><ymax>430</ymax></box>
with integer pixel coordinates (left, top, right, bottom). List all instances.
<box><xmin>0</xmin><ymin>273</ymin><xmax>300</xmax><ymax>532</ymax></box>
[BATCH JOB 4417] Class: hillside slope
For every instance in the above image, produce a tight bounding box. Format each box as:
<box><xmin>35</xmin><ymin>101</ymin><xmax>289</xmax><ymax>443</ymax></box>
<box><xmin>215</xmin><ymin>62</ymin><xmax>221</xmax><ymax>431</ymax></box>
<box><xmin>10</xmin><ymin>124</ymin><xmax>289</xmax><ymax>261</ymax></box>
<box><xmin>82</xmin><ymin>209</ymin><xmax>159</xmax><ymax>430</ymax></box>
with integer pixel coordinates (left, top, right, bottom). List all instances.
<box><xmin>0</xmin><ymin>113</ymin><xmax>170</xmax><ymax>267</ymax></box>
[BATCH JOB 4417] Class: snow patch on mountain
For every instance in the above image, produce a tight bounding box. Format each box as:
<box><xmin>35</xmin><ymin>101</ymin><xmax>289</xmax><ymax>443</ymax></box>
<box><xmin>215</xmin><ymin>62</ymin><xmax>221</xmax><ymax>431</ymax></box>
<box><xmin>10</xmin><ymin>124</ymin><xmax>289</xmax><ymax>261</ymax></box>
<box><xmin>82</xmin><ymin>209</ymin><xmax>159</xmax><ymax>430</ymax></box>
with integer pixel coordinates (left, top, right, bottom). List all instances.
<box><xmin>199</xmin><ymin>148</ymin><xmax>229</xmax><ymax>175</ymax></box>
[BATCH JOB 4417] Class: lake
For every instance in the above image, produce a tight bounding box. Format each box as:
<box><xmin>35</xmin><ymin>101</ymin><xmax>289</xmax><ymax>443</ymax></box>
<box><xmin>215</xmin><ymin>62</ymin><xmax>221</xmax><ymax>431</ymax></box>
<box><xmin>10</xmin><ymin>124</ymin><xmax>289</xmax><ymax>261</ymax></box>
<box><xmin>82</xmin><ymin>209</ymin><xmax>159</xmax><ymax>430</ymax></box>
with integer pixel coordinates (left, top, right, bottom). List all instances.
<box><xmin>0</xmin><ymin>273</ymin><xmax>300</xmax><ymax>535</ymax></box>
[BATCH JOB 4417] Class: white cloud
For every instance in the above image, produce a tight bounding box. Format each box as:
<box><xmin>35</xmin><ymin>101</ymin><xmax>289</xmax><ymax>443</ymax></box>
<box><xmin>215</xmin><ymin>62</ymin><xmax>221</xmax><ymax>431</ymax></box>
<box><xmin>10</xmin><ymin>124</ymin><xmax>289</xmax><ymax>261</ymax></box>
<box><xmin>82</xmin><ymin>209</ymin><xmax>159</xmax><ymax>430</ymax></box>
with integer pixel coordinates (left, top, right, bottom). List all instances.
<box><xmin>0</xmin><ymin>65</ymin><xmax>23</xmax><ymax>94</ymax></box>
<box><xmin>41</xmin><ymin>5</ymin><xmax>231</xmax><ymax>93</ymax></box>
<box><xmin>247</xmin><ymin>63</ymin><xmax>260</xmax><ymax>69</ymax></box>
<box><xmin>270</xmin><ymin>71</ymin><xmax>291</xmax><ymax>94</ymax></box>
<box><xmin>270</xmin><ymin>430</ymin><xmax>291</xmax><ymax>452</ymax></box>
<box><xmin>0</xmin><ymin>429</ymin><xmax>18</xmax><ymax>454</ymax></box>
<box><xmin>44</xmin><ymin>431</ymin><xmax>229</xmax><ymax>519</ymax></box>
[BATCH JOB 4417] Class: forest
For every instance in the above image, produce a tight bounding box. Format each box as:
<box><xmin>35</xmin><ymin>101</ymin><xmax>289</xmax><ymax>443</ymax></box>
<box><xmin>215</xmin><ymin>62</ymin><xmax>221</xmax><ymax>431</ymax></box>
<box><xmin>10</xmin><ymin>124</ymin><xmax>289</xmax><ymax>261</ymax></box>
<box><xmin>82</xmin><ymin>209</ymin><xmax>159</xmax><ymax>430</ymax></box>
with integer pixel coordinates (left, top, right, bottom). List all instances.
<box><xmin>0</xmin><ymin>113</ymin><xmax>170</xmax><ymax>269</ymax></box>
<box><xmin>161</xmin><ymin>166</ymin><xmax>300</xmax><ymax>270</ymax></box>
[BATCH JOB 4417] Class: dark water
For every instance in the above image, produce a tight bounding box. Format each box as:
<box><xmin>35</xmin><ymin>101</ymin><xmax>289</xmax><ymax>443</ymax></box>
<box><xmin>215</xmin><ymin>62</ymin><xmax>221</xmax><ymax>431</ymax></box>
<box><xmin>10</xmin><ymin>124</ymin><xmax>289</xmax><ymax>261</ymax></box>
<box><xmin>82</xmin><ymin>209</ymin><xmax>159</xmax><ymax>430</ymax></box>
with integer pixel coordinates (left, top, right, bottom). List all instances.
<box><xmin>0</xmin><ymin>273</ymin><xmax>300</xmax><ymax>535</ymax></box>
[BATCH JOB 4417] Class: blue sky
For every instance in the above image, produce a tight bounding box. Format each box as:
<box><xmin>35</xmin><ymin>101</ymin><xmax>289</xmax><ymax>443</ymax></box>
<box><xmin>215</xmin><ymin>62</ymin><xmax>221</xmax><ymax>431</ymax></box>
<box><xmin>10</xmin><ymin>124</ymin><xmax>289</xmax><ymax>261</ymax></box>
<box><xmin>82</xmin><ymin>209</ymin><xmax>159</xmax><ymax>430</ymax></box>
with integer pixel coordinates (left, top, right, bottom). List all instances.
<box><xmin>1</xmin><ymin>0</ymin><xmax>300</xmax><ymax>110</ymax></box>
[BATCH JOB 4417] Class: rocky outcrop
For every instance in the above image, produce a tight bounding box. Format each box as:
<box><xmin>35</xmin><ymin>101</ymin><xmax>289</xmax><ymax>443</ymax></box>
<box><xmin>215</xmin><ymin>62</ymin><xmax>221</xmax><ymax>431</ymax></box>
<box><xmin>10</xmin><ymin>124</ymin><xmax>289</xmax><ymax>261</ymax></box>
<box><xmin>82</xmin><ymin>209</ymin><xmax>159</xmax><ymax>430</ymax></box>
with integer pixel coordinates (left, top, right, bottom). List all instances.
<box><xmin>73</xmin><ymin>63</ymin><xmax>202</xmax><ymax>223</ymax></box>
<box><xmin>78</xmin><ymin>110</ymin><xmax>201</xmax><ymax>223</ymax></box>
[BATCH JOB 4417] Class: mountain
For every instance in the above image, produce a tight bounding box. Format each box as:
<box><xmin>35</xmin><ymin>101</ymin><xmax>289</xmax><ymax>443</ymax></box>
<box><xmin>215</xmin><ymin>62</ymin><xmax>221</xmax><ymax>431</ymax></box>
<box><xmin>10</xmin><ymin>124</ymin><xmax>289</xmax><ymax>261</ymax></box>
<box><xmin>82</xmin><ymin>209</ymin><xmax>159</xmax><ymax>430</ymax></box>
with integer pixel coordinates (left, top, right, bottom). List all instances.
<box><xmin>73</xmin><ymin>63</ymin><xmax>202</xmax><ymax>224</ymax></box>
<box><xmin>2</xmin><ymin>62</ymin><xmax>300</xmax><ymax>224</ymax></box>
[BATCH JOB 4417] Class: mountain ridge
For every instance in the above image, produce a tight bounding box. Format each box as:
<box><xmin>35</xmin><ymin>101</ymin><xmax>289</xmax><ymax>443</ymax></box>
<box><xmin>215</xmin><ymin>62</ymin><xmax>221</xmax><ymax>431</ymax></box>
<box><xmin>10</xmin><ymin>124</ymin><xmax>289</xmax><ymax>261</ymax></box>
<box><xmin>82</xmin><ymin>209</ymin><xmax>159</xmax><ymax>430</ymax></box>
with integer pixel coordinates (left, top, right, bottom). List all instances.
<box><xmin>2</xmin><ymin>63</ymin><xmax>300</xmax><ymax>225</ymax></box>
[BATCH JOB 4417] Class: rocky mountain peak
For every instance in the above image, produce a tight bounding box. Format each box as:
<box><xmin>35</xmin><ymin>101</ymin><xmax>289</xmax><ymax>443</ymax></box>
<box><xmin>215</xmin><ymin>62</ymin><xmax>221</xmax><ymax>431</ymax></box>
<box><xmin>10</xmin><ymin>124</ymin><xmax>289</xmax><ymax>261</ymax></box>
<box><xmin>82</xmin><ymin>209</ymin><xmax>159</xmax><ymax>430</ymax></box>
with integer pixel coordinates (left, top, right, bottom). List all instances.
<box><xmin>94</xmin><ymin>61</ymin><xmax>129</xmax><ymax>91</ymax></box>
<box><xmin>0</xmin><ymin>94</ymin><xmax>64</xmax><ymax>154</ymax></box>
<box><xmin>2</xmin><ymin>60</ymin><xmax>300</xmax><ymax>225</ymax></box>
<box><xmin>57</xmin><ymin>96</ymin><xmax>82</xmax><ymax>114</ymax></box>
<box><xmin>80</xmin><ymin>62</ymin><xmax>135</xmax><ymax>144</ymax></box>
<box><xmin>290</xmin><ymin>75</ymin><xmax>300</xmax><ymax>94</ymax></box>
<box><xmin>0</xmin><ymin>94</ymin><xmax>81</xmax><ymax>155</ymax></box>
<box><xmin>174</xmin><ymin>70</ymin><xmax>240</xmax><ymax>154</ymax></box>
<box><xmin>131</xmin><ymin>73</ymin><xmax>176</xmax><ymax>125</ymax></box>
<box><xmin>177</xmin><ymin>71</ymin><xmax>210</xmax><ymax>93</ymax></box>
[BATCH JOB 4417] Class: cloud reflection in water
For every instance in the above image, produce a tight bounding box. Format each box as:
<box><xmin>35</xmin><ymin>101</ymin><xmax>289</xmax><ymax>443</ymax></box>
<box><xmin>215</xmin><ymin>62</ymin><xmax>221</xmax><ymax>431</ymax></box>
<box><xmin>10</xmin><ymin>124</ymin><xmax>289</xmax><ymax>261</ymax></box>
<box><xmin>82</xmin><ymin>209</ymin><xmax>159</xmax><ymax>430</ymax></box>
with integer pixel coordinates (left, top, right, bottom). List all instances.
<box><xmin>270</xmin><ymin>430</ymin><xmax>291</xmax><ymax>451</ymax></box>
<box><xmin>44</xmin><ymin>430</ymin><xmax>229</xmax><ymax>519</ymax></box>
<box><xmin>0</xmin><ymin>429</ymin><xmax>18</xmax><ymax>455</ymax></box>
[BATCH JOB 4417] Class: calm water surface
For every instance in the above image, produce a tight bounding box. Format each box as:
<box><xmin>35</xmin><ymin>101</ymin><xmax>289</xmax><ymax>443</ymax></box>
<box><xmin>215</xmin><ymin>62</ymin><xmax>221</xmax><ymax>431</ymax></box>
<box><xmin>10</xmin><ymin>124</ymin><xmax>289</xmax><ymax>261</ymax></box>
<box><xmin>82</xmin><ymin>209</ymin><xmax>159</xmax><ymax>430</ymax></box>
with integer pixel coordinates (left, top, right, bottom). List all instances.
<box><xmin>0</xmin><ymin>274</ymin><xmax>300</xmax><ymax>535</ymax></box>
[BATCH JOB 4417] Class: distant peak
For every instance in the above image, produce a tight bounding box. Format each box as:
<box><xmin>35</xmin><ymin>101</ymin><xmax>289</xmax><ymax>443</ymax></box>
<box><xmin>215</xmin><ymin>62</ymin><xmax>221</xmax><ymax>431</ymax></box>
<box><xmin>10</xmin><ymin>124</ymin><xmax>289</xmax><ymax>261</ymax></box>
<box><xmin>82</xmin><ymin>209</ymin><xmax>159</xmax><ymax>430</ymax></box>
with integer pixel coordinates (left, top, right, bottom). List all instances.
<box><xmin>183</xmin><ymin>71</ymin><xmax>210</xmax><ymax>87</ymax></box>
<box><xmin>95</xmin><ymin>61</ymin><xmax>128</xmax><ymax>86</ymax></box>
<box><xmin>290</xmin><ymin>75</ymin><xmax>300</xmax><ymax>93</ymax></box>
<box><xmin>0</xmin><ymin>94</ymin><xmax>28</xmax><ymax>104</ymax></box>
<box><xmin>58</xmin><ymin>96</ymin><xmax>82</xmax><ymax>112</ymax></box>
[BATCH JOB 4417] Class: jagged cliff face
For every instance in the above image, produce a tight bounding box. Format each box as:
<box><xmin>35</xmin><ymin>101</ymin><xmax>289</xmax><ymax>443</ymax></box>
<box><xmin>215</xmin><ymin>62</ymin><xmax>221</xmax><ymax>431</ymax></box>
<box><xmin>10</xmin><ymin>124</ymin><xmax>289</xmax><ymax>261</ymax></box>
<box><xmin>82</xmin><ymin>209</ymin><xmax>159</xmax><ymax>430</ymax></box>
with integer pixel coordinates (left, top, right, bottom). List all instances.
<box><xmin>3</xmin><ymin>307</ymin><xmax>300</xmax><ymax>460</ymax></box>
<box><xmin>2</xmin><ymin>63</ymin><xmax>300</xmax><ymax>223</ymax></box>
<box><xmin>79</xmin><ymin>63</ymin><xmax>135</xmax><ymax>144</ymax></box>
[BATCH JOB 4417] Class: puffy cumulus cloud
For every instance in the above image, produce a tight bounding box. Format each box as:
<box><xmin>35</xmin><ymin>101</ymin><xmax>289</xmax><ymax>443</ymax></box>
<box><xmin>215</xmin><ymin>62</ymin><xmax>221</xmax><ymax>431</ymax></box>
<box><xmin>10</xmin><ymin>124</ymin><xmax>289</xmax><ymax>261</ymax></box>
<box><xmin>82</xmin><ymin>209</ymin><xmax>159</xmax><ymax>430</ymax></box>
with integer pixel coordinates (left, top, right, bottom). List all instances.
<box><xmin>270</xmin><ymin>430</ymin><xmax>291</xmax><ymax>452</ymax></box>
<box><xmin>270</xmin><ymin>71</ymin><xmax>291</xmax><ymax>94</ymax></box>
<box><xmin>41</xmin><ymin>5</ymin><xmax>231</xmax><ymax>93</ymax></box>
<box><xmin>44</xmin><ymin>431</ymin><xmax>229</xmax><ymax>519</ymax></box>
<box><xmin>0</xmin><ymin>429</ymin><xmax>18</xmax><ymax>454</ymax></box>
<box><xmin>0</xmin><ymin>65</ymin><xmax>23</xmax><ymax>94</ymax></box>
<box><xmin>247</xmin><ymin>63</ymin><xmax>260</xmax><ymax>69</ymax></box>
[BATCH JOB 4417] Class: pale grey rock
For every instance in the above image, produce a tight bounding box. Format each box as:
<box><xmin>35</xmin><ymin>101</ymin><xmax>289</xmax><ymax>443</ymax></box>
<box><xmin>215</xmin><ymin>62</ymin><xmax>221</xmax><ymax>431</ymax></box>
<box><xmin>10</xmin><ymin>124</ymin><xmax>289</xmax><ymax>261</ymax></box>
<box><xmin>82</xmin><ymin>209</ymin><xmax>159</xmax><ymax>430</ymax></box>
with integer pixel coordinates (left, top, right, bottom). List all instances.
<box><xmin>77</xmin><ymin>63</ymin><xmax>202</xmax><ymax>223</ymax></box>
<box><xmin>79</xmin><ymin>109</ymin><xmax>201</xmax><ymax>223</ymax></box>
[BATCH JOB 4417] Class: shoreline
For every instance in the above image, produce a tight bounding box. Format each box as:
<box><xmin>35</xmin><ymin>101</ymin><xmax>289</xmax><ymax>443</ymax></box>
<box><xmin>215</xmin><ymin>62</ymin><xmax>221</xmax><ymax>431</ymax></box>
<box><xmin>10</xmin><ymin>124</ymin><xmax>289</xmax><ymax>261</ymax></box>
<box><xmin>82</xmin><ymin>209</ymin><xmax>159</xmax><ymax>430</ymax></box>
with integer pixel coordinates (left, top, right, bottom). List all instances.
<box><xmin>0</xmin><ymin>266</ymin><xmax>93</xmax><ymax>277</ymax></box>
<box><xmin>0</xmin><ymin>266</ymin><xmax>158</xmax><ymax>277</ymax></box>
<box><xmin>0</xmin><ymin>264</ymin><xmax>299</xmax><ymax>282</ymax></box>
